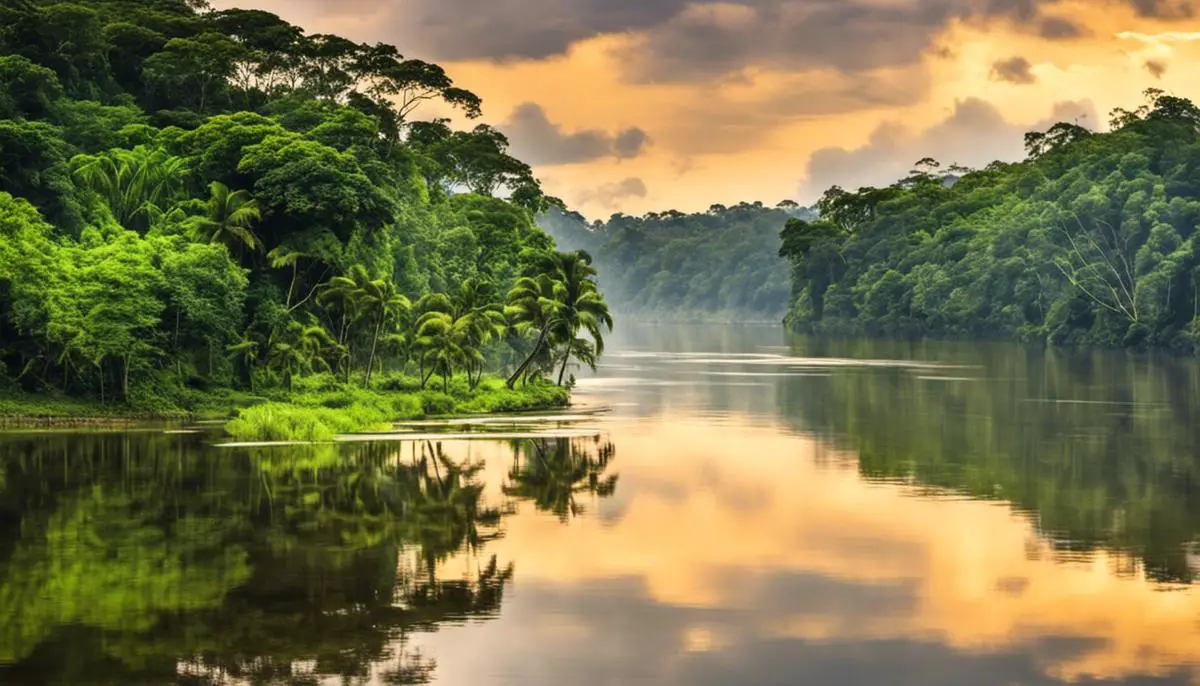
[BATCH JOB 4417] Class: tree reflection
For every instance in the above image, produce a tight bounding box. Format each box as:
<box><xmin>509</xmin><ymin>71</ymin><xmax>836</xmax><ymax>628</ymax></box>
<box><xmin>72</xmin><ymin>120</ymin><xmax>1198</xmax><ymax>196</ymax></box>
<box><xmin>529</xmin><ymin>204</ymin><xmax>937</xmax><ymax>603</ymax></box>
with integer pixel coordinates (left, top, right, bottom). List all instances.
<box><xmin>776</xmin><ymin>337</ymin><xmax>1200</xmax><ymax>584</ymax></box>
<box><xmin>503</xmin><ymin>436</ymin><xmax>618</xmax><ymax>521</ymax></box>
<box><xmin>0</xmin><ymin>432</ymin><xmax>519</xmax><ymax>685</ymax></box>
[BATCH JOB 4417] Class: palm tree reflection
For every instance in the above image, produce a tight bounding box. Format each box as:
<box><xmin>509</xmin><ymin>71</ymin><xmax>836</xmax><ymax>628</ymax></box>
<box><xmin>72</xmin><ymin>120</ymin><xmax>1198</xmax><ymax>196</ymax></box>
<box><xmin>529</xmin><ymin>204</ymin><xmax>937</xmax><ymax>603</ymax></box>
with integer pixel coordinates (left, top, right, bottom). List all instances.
<box><xmin>503</xmin><ymin>436</ymin><xmax>618</xmax><ymax>522</ymax></box>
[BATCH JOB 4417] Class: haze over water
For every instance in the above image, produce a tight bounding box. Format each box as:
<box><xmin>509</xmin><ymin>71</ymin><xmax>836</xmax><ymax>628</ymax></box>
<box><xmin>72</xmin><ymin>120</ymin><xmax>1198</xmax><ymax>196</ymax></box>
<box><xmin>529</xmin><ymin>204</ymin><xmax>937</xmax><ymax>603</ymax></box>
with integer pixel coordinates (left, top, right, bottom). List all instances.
<box><xmin>4</xmin><ymin>322</ymin><xmax>1200</xmax><ymax>685</ymax></box>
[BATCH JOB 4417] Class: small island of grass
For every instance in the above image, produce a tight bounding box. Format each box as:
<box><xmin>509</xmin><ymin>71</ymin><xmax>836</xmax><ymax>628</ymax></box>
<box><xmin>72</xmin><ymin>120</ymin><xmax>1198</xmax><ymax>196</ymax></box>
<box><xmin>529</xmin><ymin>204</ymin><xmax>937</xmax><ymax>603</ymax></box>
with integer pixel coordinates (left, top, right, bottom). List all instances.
<box><xmin>223</xmin><ymin>375</ymin><xmax>569</xmax><ymax>442</ymax></box>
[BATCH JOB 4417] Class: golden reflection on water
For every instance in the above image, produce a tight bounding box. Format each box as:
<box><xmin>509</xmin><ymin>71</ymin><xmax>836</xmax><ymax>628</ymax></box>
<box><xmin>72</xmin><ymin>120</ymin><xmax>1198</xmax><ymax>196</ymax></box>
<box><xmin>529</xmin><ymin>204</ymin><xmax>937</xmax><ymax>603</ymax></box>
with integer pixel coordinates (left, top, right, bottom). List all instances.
<box><xmin>427</xmin><ymin>413</ymin><xmax>1200</xmax><ymax>683</ymax></box>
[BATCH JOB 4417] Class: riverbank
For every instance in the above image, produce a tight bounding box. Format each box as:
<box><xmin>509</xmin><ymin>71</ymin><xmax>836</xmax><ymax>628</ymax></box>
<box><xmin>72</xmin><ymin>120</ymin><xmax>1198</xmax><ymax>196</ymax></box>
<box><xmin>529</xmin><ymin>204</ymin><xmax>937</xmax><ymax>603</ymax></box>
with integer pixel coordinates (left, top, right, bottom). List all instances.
<box><xmin>224</xmin><ymin>378</ymin><xmax>569</xmax><ymax>441</ymax></box>
<box><xmin>0</xmin><ymin>388</ymin><xmax>262</xmax><ymax>425</ymax></box>
<box><xmin>0</xmin><ymin>376</ymin><xmax>570</xmax><ymax>438</ymax></box>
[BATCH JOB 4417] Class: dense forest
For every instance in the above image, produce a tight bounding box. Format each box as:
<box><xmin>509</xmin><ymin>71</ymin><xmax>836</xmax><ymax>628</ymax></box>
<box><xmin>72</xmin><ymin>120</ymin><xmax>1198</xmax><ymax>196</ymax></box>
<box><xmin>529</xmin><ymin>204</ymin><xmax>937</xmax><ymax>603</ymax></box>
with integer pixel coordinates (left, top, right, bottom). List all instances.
<box><xmin>0</xmin><ymin>0</ymin><xmax>610</xmax><ymax>411</ymax></box>
<box><xmin>541</xmin><ymin>201</ymin><xmax>815</xmax><ymax>321</ymax></box>
<box><xmin>780</xmin><ymin>89</ymin><xmax>1200</xmax><ymax>352</ymax></box>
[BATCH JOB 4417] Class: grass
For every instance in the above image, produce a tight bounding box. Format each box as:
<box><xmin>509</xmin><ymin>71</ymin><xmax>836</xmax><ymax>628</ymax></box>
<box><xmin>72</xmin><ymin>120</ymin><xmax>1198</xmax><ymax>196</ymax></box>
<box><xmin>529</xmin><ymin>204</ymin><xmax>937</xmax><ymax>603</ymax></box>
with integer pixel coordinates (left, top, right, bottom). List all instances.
<box><xmin>222</xmin><ymin>375</ymin><xmax>570</xmax><ymax>442</ymax></box>
<box><xmin>0</xmin><ymin>387</ymin><xmax>266</xmax><ymax>424</ymax></box>
<box><xmin>0</xmin><ymin>373</ymin><xmax>571</xmax><ymax>439</ymax></box>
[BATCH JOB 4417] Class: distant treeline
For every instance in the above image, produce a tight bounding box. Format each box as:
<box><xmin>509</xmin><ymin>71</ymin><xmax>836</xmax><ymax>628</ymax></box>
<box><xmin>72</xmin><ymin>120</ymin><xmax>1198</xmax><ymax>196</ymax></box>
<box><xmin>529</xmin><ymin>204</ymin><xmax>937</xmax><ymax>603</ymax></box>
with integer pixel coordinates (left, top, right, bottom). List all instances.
<box><xmin>540</xmin><ymin>201</ymin><xmax>816</xmax><ymax>321</ymax></box>
<box><xmin>780</xmin><ymin>89</ymin><xmax>1200</xmax><ymax>353</ymax></box>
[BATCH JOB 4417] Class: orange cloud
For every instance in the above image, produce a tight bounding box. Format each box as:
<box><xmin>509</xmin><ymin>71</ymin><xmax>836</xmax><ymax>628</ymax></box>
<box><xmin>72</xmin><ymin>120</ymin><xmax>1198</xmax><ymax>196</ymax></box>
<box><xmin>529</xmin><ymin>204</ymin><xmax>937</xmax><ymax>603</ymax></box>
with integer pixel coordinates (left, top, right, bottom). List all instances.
<box><xmin>211</xmin><ymin>0</ymin><xmax>1200</xmax><ymax>216</ymax></box>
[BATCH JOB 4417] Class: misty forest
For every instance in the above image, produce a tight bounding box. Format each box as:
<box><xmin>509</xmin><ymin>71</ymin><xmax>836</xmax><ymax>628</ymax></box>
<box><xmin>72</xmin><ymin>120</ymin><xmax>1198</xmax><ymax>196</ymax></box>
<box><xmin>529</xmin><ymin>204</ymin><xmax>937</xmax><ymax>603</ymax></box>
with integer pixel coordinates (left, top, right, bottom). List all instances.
<box><xmin>6</xmin><ymin>1</ymin><xmax>1200</xmax><ymax>685</ymax></box>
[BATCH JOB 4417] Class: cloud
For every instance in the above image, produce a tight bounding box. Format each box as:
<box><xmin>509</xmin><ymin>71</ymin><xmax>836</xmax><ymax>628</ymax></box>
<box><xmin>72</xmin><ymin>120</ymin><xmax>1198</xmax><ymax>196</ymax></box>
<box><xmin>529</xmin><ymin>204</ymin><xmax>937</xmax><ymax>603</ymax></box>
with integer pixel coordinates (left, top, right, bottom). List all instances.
<box><xmin>1038</xmin><ymin>16</ymin><xmax>1087</xmax><ymax>39</ymax></box>
<box><xmin>576</xmin><ymin>177</ymin><xmax>648</xmax><ymax>210</ymax></box>
<box><xmin>1145</xmin><ymin>59</ymin><xmax>1169</xmax><ymax>78</ymax></box>
<box><xmin>621</xmin><ymin>2</ymin><xmax>962</xmax><ymax>83</ymax></box>
<box><xmin>213</xmin><ymin>1</ymin><xmax>1198</xmax><ymax>71</ymax></box>
<box><xmin>503</xmin><ymin>103</ymin><xmax>651</xmax><ymax>165</ymax></box>
<box><xmin>657</xmin><ymin>65</ymin><xmax>931</xmax><ymax>156</ymax></box>
<box><xmin>1127</xmin><ymin>0</ymin><xmax>1195</xmax><ymax>18</ymax></box>
<box><xmin>797</xmin><ymin>98</ymin><xmax>1097</xmax><ymax>201</ymax></box>
<box><xmin>990</xmin><ymin>56</ymin><xmax>1037</xmax><ymax>84</ymax></box>
<box><xmin>615</xmin><ymin>128</ymin><xmax>652</xmax><ymax>160</ymax></box>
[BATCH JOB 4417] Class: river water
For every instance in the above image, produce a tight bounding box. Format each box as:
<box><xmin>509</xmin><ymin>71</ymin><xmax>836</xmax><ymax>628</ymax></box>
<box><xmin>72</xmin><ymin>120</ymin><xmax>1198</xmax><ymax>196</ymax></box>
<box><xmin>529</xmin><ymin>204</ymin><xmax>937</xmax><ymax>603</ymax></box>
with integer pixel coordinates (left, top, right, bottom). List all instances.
<box><xmin>3</xmin><ymin>322</ymin><xmax>1200</xmax><ymax>684</ymax></box>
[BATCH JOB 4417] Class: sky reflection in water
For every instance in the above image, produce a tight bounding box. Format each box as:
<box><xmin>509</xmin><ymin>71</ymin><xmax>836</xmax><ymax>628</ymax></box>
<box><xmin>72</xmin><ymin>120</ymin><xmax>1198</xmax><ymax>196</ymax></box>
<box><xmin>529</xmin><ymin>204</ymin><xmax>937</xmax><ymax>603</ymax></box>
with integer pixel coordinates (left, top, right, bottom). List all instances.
<box><xmin>4</xmin><ymin>322</ymin><xmax>1200</xmax><ymax>685</ymax></box>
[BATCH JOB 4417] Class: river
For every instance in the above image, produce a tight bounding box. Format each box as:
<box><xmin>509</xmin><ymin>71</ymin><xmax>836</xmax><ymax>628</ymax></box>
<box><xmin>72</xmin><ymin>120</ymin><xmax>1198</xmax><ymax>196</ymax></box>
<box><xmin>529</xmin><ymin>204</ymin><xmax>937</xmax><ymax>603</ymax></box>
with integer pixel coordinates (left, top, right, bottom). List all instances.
<box><xmin>2</xmin><ymin>322</ymin><xmax>1200</xmax><ymax>684</ymax></box>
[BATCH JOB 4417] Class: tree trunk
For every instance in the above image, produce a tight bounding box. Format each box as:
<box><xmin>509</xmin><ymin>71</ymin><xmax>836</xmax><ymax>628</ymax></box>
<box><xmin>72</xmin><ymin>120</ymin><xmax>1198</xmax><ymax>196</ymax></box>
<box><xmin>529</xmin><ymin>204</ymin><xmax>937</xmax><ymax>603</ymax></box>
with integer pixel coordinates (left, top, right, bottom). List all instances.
<box><xmin>122</xmin><ymin>355</ymin><xmax>130</xmax><ymax>401</ymax></box>
<box><xmin>365</xmin><ymin>314</ymin><xmax>384</xmax><ymax>388</ymax></box>
<box><xmin>507</xmin><ymin>323</ymin><xmax>551</xmax><ymax>388</ymax></box>
<box><xmin>557</xmin><ymin>346</ymin><xmax>571</xmax><ymax>386</ymax></box>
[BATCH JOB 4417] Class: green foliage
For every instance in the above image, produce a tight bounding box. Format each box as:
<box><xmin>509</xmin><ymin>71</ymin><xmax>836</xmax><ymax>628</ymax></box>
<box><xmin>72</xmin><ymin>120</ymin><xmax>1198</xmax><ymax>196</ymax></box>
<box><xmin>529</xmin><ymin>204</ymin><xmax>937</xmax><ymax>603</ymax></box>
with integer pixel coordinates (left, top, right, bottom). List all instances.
<box><xmin>780</xmin><ymin>89</ymin><xmax>1200</xmax><ymax>352</ymax></box>
<box><xmin>0</xmin><ymin>0</ymin><xmax>612</xmax><ymax>414</ymax></box>
<box><xmin>223</xmin><ymin>376</ymin><xmax>568</xmax><ymax>441</ymax></box>
<box><xmin>541</xmin><ymin>201</ymin><xmax>810</xmax><ymax>320</ymax></box>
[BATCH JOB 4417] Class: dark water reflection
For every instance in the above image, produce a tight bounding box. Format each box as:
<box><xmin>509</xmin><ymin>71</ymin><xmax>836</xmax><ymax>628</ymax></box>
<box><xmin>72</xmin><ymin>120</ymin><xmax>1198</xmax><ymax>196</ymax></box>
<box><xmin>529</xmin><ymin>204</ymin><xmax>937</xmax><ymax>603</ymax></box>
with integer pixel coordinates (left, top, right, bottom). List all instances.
<box><xmin>4</xmin><ymin>322</ymin><xmax>1200</xmax><ymax>684</ymax></box>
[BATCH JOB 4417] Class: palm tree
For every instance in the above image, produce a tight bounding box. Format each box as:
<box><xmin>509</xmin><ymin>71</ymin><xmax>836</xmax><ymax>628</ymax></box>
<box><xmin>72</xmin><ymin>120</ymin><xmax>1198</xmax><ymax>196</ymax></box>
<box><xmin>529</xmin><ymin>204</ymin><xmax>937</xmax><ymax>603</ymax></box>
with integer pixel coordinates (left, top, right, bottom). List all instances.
<box><xmin>359</xmin><ymin>276</ymin><xmax>411</xmax><ymax>388</ymax></box>
<box><xmin>318</xmin><ymin>266</ymin><xmax>369</xmax><ymax>380</ymax></box>
<box><xmin>268</xmin><ymin>319</ymin><xmax>340</xmax><ymax>391</ymax></box>
<box><xmin>413</xmin><ymin>311</ymin><xmax>478</xmax><ymax>393</ymax></box>
<box><xmin>505</xmin><ymin>250</ymin><xmax>613</xmax><ymax>387</ymax></box>
<box><xmin>504</xmin><ymin>274</ymin><xmax>557</xmax><ymax>387</ymax></box>
<box><xmin>185</xmin><ymin>181</ymin><xmax>263</xmax><ymax>257</ymax></box>
<box><xmin>318</xmin><ymin>265</ymin><xmax>410</xmax><ymax>387</ymax></box>
<box><xmin>70</xmin><ymin>146</ymin><xmax>189</xmax><ymax>231</ymax></box>
<box><xmin>226</xmin><ymin>333</ymin><xmax>261</xmax><ymax>390</ymax></box>
<box><xmin>452</xmin><ymin>278</ymin><xmax>506</xmax><ymax>388</ymax></box>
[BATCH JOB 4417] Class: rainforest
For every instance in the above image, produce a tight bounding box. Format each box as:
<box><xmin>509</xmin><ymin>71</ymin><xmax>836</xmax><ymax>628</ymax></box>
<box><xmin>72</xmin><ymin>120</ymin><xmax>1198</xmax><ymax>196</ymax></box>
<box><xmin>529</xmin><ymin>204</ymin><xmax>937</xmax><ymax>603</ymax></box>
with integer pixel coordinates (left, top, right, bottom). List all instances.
<box><xmin>10</xmin><ymin>2</ymin><xmax>1200</xmax><ymax>685</ymax></box>
<box><xmin>779</xmin><ymin>90</ymin><xmax>1200</xmax><ymax>353</ymax></box>
<box><xmin>0</xmin><ymin>0</ymin><xmax>611</xmax><ymax>432</ymax></box>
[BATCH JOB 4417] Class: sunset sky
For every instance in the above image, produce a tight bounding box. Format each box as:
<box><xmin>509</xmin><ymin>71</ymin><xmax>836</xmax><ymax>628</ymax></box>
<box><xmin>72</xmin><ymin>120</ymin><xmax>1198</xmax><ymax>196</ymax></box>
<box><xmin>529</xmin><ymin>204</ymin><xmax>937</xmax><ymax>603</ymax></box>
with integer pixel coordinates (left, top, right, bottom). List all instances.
<box><xmin>212</xmin><ymin>0</ymin><xmax>1200</xmax><ymax>218</ymax></box>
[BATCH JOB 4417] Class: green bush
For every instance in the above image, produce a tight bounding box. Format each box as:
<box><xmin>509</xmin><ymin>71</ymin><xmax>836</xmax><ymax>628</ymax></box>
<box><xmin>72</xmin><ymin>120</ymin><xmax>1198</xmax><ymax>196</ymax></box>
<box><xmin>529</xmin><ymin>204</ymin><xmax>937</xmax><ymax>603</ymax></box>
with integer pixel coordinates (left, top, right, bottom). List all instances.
<box><xmin>223</xmin><ymin>374</ymin><xmax>571</xmax><ymax>441</ymax></box>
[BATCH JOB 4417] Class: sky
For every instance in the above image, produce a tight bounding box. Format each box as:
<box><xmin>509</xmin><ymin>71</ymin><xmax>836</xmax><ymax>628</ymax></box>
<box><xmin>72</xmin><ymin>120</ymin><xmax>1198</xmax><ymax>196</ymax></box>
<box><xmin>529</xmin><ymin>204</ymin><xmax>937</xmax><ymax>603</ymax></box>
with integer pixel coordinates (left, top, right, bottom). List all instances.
<box><xmin>212</xmin><ymin>0</ymin><xmax>1200</xmax><ymax>219</ymax></box>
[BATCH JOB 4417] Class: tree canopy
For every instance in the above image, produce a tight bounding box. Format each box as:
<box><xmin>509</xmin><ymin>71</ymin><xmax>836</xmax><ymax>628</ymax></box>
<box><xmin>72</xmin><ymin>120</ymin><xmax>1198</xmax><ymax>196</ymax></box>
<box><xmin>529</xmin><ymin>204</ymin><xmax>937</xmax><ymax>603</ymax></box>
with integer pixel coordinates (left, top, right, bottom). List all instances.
<box><xmin>780</xmin><ymin>89</ymin><xmax>1200</xmax><ymax>353</ymax></box>
<box><xmin>0</xmin><ymin>0</ymin><xmax>609</xmax><ymax>403</ymax></box>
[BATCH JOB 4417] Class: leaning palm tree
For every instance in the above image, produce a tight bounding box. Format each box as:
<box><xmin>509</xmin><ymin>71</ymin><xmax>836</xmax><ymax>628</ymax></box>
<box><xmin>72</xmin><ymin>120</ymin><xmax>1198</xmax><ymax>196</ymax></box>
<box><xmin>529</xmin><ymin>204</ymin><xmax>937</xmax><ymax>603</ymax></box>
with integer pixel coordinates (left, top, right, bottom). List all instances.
<box><xmin>185</xmin><ymin>181</ymin><xmax>263</xmax><ymax>257</ymax></box>
<box><xmin>505</xmin><ymin>250</ymin><xmax>613</xmax><ymax>387</ymax></box>
<box><xmin>504</xmin><ymin>274</ymin><xmax>557</xmax><ymax>387</ymax></box>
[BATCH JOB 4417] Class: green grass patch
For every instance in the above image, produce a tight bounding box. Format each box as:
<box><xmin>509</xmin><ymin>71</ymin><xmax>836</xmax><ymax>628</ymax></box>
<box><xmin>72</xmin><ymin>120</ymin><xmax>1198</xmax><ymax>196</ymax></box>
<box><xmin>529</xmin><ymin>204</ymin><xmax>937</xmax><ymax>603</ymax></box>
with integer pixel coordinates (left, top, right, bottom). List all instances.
<box><xmin>222</xmin><ymin>375</ymin><xmax>569</xmax><ymax>442</ymax></box>
<box><xmin>0</xmin><ymin>387</ymin><xmax>266</xmax><ymax>423</ymax></box>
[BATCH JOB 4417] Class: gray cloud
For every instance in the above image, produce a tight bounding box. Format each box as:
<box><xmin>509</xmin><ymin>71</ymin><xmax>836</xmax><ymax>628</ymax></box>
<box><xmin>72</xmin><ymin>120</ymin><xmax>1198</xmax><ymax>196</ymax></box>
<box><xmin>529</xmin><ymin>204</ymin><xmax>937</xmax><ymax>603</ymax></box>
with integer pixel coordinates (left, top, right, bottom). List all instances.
<box><xmin>1145</xmin><ymin>59</ymin><xmax>1168</xmax><ymax>79</ymax></box>
<box><xmin>217</xmin><ymin>1</ymin><xmax>1192</xmax><ymax>73</ymax></box>
<box><xmin>798</xmin><ymin>98</ymin><xmax>1097</xmax><ymax>201</ymax></box>
<box><xmin>990</xmin><ymin>57</ymin><xmax>1037</xmax><ymax>84</ymax></box>
<box><xmin>623</xmin><ymin>2</ymin><xmax>961</xmax><ymax>82</ymax></box>
<box><xmin>1128</xmin><ymin>0</ymin><xmax>1195</xmax><ymax>17</ymax></box>
<box><xmin>503</xmin><ymin>103</ymin><xmax>651</xmax><ymax>166</ymax></box>
<box><xmin>576</xmin><ymin>177</ymin><xmax>648</xmax><ymax>209</ymax></box>
<box><xmin>1038</xmin><ymin>16</ymin><xmax>1086</xmax><ymax>38</ymax></box>
<box><xmin>615</xmin><ymin>128</ymin><xmax>652</xmax><ymax>160</ymax></box>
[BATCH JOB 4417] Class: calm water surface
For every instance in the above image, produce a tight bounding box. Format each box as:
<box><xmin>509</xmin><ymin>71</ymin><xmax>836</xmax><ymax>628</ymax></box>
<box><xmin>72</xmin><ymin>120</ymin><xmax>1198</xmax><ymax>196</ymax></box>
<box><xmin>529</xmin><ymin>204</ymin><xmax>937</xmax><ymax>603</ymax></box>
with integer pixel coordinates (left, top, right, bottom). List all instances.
<box><xmin>4</xmin><ymin>323</ymin><xmax>1200</xmax><ymax>685</ymax></box>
